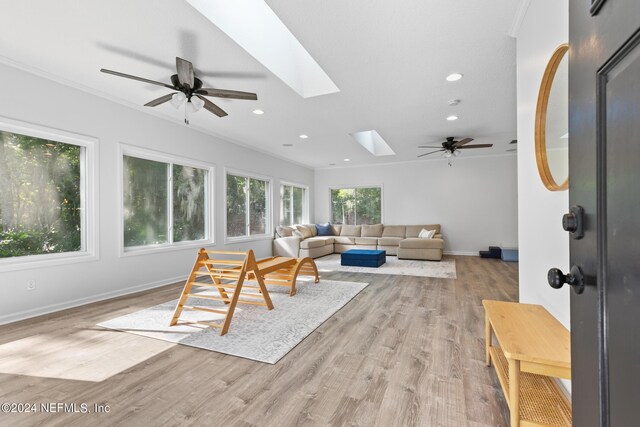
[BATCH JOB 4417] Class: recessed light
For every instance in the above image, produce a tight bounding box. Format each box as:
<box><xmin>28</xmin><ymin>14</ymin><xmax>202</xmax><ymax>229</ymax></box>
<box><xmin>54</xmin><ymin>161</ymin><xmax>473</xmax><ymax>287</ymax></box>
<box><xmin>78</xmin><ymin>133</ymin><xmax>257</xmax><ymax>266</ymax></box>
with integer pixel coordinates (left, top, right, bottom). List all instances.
<box><xmin>299</xmin><ymin>134</ymin><xmax>309</xmax><ymax>139</ymax></box>
<box><xmin>252</xmin><ymin>109</ymin><xmax>264</xmax><ymax>115</ymax></box>
<box><xmin>446</xmin><ymin>115</ymin><xmax>459</xmax><ymax>121</ymax></box>
<box><xmin>328</xmin><ymin>163</ymin><xmax>336</xmax><ymax>166</ymax></box>
<box><xmin>343</xmin><ymin>158</ymin><xmax>351</xmax><ymax>162</ymax></box>
<box><xmin>282</xmin><ymin>143</ymin><xmax>293</xmax><ymax>147</ymax></box>
<box><xmin>446</xmin><ymin>73</ymin><xmax>463</xmax><ymax>82</ymax></box>
<box><xmin>448</xmin><ymin>99</ymin><xmax>461</xmax><ymax>106</ymax></box>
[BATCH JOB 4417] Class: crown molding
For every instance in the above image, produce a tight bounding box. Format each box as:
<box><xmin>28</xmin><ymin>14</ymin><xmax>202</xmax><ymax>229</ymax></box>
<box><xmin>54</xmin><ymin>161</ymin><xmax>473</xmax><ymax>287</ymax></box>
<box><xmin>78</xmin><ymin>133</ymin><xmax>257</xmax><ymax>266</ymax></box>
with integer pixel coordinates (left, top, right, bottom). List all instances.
<box><xmin>508</xmin><ymin>0</ymin><xmax>532</xmax><ymax>38</ymax></box>
<box><xmin>314</xmin><ymin>151</ymin><xmax>517</xmax><ymax>171</ymax></box>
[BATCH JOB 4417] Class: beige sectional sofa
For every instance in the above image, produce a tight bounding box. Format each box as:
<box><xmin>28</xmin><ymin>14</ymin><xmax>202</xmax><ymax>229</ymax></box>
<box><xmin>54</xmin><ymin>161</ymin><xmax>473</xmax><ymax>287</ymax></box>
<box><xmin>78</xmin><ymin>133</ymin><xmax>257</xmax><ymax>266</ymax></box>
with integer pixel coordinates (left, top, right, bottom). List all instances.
<box><xmin>273</xmin><ymin>223</ymin><xmax>444</xmax><ymax>261</ymax></box>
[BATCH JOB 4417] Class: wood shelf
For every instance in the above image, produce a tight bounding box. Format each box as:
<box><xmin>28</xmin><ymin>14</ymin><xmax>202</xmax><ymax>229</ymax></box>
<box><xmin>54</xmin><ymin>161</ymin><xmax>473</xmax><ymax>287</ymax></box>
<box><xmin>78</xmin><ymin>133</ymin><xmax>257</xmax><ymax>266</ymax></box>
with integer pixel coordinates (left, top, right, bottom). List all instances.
<box><xmin>490</xmin><ymin>346</ymin><xmax>571</xmax><ymax>427</ymax></box>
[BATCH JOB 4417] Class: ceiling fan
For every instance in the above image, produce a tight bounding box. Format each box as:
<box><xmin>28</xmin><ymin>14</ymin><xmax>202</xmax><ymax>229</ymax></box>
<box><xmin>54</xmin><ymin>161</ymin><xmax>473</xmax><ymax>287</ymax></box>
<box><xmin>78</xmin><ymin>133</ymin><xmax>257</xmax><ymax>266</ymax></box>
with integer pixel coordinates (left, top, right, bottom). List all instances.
<box><xmin>417</xmin><ymin>137</ymin><xmax>493</xmax><ymax>165</ymax></box>
<box><xmin>100</xmin><ymin>57</ymin><xmax>257</xmax><ymax>124</ymax></box>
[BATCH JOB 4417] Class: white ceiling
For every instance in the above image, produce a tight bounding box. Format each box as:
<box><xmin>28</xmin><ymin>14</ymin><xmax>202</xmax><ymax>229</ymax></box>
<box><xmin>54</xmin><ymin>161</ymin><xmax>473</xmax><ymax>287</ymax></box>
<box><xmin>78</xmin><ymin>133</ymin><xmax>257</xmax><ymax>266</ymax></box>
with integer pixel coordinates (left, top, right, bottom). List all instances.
<box><xmin>0</xmin><ymin>0</ymin><xmax>518</xmax><ymax>169</ymax></box>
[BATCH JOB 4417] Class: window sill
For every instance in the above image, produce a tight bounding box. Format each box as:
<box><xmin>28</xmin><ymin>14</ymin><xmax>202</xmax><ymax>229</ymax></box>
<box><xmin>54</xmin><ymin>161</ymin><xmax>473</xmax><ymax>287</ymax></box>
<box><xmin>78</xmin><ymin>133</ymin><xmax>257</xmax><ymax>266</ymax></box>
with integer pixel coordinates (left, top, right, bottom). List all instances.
<box><xmin>0</xmin><ymin>251</ymin><xmax>99</xmax><ymax>273</ymax></box>
<box><xmin>120</xmin><ymin>240</ymin><xmax>215</xmax><ymax>258</ymax></box>
<box><xmin>224</xmin><ymin>235</ymin><xmax>274</xmax><ymax>245</ymax></box>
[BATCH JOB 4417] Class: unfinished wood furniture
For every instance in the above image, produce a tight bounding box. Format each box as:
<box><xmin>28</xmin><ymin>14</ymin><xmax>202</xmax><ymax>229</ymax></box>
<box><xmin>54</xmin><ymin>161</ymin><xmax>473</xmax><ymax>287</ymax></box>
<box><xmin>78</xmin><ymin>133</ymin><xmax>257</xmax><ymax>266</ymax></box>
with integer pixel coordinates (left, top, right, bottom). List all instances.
<box><xmin>261</xmin><ymin>256</ymin><xmax>319</xmax><ymax>296</ymax></box>
<box><xmin>170</xmin><ymin>250</ymin><xmax>320</xmax><ymax>335</ymax></box>
<box><xmin>483</xmin><ymin>300</ymin><xmax>572</xmax><ymax>427</ymax></box>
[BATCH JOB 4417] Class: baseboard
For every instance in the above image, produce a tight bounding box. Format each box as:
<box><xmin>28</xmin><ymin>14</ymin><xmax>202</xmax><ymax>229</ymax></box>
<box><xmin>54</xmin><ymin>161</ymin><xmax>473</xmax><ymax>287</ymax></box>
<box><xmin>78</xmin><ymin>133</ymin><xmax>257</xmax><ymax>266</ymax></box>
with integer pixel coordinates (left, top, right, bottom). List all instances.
<box><xmin>444</xmin><ymin>251</ymin><xmax>479</xmax><ymax>256</ymax></box>
<box><xmin>0</xmin><ymin>274</ymin><xmax>188</xmax><ymax>326</ymax></box>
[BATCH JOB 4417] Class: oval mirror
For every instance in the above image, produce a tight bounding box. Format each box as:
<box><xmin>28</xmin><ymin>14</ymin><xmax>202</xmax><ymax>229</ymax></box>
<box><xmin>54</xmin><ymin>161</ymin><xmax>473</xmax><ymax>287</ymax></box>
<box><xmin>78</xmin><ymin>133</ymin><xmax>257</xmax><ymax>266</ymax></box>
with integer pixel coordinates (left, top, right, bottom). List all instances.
<box><xmin>535</xmin><ymin>44</ymin><xmax>569</xmax><ymax>191</ymax></box>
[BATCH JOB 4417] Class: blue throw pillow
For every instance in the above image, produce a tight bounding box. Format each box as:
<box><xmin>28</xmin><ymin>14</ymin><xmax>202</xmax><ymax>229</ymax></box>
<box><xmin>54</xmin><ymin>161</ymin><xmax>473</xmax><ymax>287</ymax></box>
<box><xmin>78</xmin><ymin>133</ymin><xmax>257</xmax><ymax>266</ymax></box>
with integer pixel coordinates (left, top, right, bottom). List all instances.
<box><xmin>316</xmin><ymin>223</ymin><xmax>334</xmax><ymax>236</ymax></box>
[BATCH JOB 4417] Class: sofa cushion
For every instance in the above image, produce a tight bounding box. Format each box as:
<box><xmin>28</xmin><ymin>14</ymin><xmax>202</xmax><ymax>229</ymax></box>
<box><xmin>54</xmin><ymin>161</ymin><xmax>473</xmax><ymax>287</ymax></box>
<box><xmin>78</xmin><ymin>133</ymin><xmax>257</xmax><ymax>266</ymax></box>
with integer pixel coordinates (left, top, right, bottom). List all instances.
<box><xmin>355</xmin><ymin>237</ymin><xmax>378</xmax><ymax>246</ymax></box>
<box><xmin>399</xmin><ymin>237</ymin><xmax>444</xmax><ymax>249</ymax></box>
<box><xmin>377</xmin><ymin>237</ymin><xmax>403</xmax><ymax>246</ymax></box>
<box><xmin>340</xmin><ymin>225</ymin><xmax>362</xmax><ymax>237</ymax></box>
<box><xmin>405</xmin><ymin>224</ymin><xmax>440</xmax><ymax>238</ymax></box>
<box><xmin>316</xmin><ymin>223</ymin><xmax>334</xmax><ymax>236</ymax></box>
<box><xmin>382</xmin><ymin>225</ymin><xmax>406</xmax><ymax>238</ymax></box>
<box><xmin>361</xmin><ymin>224</ymin><xmax>383</xmax><ymax>237</ymax></box>
<box><xmin>302</xmin><ymin>224</ymin><xmax>318</xmax><ymax>237</ymax></box>
<box><xmin>313</xmin><ymin>236</ymin><xmax>335</xmax><ymax>245</ymax></box>
<box><xmin>334</xmin><ymin>236</ymin><xmax>356</xmax><ymax>245</ymax></box>
<box><xmin>332</xmin><ymin>224</ymin><xmax>342</xmax><ymax>236</ymax></box>
<box><xmin>276</xmin><ymin>225</ymin><xmax>295</xmax><ymax>238</ymax></box>
<box><xmin>295</xmin><ymin>225</ymin><xmax>313</xmax><ymax>239</ymax></box>
<box><xmin>300</xmin><ymin>237</ymin><xmax>327</xmax><ymax>249</ymax></box>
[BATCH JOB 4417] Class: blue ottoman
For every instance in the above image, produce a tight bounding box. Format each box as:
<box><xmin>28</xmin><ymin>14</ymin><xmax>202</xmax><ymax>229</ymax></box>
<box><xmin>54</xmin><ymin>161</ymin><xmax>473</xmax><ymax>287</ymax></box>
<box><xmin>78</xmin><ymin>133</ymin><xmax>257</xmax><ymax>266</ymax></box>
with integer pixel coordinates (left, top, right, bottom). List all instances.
<box><xmin>341</xmin><ymin>249</ymin><xmax>386</xmax><ymax>268</ymax></box>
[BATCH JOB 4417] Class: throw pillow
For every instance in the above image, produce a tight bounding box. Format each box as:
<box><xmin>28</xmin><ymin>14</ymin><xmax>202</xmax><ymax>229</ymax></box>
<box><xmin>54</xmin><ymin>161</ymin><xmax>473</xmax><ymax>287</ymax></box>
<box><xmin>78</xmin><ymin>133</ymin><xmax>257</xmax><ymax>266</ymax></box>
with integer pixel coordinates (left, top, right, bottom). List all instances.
<box><xmin>419</xmin><ymin>228</ymin><xmax>436</xmax><ymax>239</ymax></box>
<box><xmin>276</xmin><ymin>225</ymin><xmax>294</xmax><ymax>238</ymax></box>
<box><xmin>303</xmin><ymin>224</ymin><xmax>318</xmax><ymax>237</ymax></box>
<box><xmin>316</xmin><ymin>223</ymin><xmax>334</xmax><ymax>236</ymax></box>
<box><xmin>292</xmin><ymin>230</ymin><xmax>304</xmax><ymax>238</ymax></box>
<box><xmin>295</xmin><ymin>225</ymin><xmax>313</xmax><ymax>239</ymax></box>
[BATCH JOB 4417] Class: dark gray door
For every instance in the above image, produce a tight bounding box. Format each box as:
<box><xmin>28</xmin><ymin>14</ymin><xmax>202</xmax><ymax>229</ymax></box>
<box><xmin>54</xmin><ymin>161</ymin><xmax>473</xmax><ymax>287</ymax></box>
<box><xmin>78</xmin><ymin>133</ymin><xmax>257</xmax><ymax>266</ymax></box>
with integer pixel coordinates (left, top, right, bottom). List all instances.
<box><xmin>563</xmin><ymin>1</ymin><xmax>640</xmax><ymax>426</ymax></box>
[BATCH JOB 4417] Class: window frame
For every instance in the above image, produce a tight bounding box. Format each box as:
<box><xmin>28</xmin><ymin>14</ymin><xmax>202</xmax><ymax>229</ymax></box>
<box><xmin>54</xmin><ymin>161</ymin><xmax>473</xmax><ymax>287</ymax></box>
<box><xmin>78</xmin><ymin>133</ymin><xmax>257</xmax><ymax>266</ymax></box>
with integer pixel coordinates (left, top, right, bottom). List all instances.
<box><xmin>0</xmin><ymin>117</ymin><xmax>98</xmax><ymax>272</ymax></box>
<box><xmin>328</xmin><ymin>184</ymin><xmax>384</xmax><ymax>225</ymax></box>
<box><xmin>279</xmin><ymin>181</ymin><xmax>309</xmax><ymax>226</ymax></box>
<box><xmin>118</xmin><ymin>144</ymin><xmax>215</xmax><ymax>257</ymax></box>
<box><xmin>224</xmin><ymin>167</ymin><xmax>273</xmax><ymax>244</ymax></box>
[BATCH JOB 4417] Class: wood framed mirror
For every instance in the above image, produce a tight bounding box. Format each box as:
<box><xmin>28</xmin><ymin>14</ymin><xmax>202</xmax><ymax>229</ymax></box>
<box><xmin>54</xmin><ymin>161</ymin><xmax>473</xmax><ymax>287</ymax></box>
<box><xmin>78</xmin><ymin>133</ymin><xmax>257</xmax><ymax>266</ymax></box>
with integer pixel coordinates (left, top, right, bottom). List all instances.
<box><xmin>535</xmin><ymin>44</ymin><xmax>569</xmax><ymax>191</ymax></box>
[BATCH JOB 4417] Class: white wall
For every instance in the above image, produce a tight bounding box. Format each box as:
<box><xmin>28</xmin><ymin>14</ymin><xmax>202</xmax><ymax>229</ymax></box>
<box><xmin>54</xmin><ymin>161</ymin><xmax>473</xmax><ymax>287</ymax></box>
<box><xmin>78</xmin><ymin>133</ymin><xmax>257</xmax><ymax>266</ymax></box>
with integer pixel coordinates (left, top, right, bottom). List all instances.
<box><xmin>314</xmin><ymin>155</ymin><xmax>518</xmax><ymax>254</ymax></box>
<box><xmin>516</xmin><ymin>0</ymin><xmax>570</xmax><ymax>326</ymax></box>
<box><xmin>0</xmin><ymin>62</ymin><xmax>314</xmax><ymax>324</ymax></box>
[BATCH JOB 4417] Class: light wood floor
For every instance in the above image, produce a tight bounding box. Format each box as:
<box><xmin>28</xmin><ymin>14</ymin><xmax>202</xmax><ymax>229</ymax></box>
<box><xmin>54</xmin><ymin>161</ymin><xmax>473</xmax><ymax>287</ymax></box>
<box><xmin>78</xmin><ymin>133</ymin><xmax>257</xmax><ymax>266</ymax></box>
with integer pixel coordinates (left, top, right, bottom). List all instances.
<box><xmin>0</xmin><ymin>256</ymin><xmax>517</xmax><ymax>427</ymax></box>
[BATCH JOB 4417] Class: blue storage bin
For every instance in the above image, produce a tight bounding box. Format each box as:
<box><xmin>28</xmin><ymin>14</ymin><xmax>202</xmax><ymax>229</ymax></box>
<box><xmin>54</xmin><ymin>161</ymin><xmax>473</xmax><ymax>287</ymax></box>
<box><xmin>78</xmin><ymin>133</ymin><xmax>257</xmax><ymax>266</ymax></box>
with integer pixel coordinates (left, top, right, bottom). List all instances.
<box><xmin>501</xmin><ymin>247</ymin><xmax>519</xmax><ymax>262</ymax></box>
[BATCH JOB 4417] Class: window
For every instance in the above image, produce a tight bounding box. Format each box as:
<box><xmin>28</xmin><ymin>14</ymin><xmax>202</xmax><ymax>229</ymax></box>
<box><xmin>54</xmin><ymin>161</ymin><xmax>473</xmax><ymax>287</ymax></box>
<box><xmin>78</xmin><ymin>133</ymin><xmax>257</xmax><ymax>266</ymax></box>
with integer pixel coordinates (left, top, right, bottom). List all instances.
<box><xmin>330</xmin><ymin>186</ymin><xmax>382</xmax><ymax>225</ymax></box>
<box><xmin>122</xmin><ymin>150</ymin><xmax>211</xmax><ymax>251</ymax></box>
<box><xmin>0</xmin><ymin>125</ymin><xmax>94</xmax><ymax>263</ymax></box>
<box><xmin>280</xmin><ymin>183</ymin><xmax>307</xmax><ymax>226</ymax></box>
<box><xmin>226</xmin><ymin>172</ymin><xmax>271</xmax><ymax>240</ymax></box>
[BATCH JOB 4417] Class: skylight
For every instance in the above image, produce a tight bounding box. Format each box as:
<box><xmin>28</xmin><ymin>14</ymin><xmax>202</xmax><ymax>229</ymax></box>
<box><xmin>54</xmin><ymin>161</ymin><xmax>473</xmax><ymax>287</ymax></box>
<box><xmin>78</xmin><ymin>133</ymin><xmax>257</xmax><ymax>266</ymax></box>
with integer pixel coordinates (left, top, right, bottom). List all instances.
<box><xmin>350</xmin><ymin>130</ymin><xmax>395</xmax><ymax>156</ymax></box>
<box><xmin>186</xmin><ymin>0</ymin><xmax>340</xmax><ymax>98</ymax></box>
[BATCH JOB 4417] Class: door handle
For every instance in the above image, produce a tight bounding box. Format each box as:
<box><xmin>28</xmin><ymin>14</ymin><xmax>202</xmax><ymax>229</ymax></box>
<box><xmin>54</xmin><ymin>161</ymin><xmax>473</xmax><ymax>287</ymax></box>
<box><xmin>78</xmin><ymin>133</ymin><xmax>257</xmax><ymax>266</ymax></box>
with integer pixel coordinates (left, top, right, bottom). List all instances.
<box><xmin>548</xmin><ymin>265</ymin><xmax>585</xmax><ymax>294</ymax></box>
<box><xmin>563</xmin><ymin>205</ymin><xmax>584</xmax><ymax>239</ymax></box>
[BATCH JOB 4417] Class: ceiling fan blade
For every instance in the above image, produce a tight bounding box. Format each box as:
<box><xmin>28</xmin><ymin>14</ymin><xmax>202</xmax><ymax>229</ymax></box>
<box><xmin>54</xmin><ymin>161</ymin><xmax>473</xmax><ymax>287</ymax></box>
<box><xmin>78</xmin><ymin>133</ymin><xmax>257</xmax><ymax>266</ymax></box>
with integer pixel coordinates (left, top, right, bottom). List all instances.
<box><xmin>100</xmin><ymin>68</ymin><xmax>175</xmax><ymax>89</ymax></box>
<box><xmin>196</xmin><ymin>95</ymin><xmax>228</xmax><ymax>117</ymax></box>
<box><xmin>144</xmin><ymin>93</ymin><xmax>175</xmax><ymax>107</ymax></box>
<box><xmin>197</xmin><ymin>70</ymin><xmax>268</xmax><ymax>79</ymax></box>
<box><xmin>453</xmin><ymin>138</ymin><xmax>474</xmax><ymax>147</ymax></box>
<box><xmin>417</xmin><ymin>149</ymin><xmax>444</xmax><ymax>158</ymax></box>
<box><xmin>197</xmin><ymin>88</ymin><xmax>257</xmax><ymax>100</ymax></box>
<box><xmin>457</xmin><ymin>144</ymin><xmax>493</xmax><ymax>149</ymax></box>
<box><xmin>176</xmin><ymin>57</ymin><xmax>195</xmax><ymax>88</ymax></box>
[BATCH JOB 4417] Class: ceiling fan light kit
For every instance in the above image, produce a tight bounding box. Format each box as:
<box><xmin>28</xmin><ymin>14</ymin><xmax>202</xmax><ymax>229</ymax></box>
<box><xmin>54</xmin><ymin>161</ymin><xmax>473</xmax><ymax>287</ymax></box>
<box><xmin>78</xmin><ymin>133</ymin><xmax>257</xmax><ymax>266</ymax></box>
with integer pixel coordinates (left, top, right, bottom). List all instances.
<box><xmin>101</xmin><ymin>56</ymin><xmax>258</xmax><ymax>124</ymax></box>
<box><xmin>417</xmin><ymin>136</ymin><xmax>493</xmax><ymax>166</ymax></box>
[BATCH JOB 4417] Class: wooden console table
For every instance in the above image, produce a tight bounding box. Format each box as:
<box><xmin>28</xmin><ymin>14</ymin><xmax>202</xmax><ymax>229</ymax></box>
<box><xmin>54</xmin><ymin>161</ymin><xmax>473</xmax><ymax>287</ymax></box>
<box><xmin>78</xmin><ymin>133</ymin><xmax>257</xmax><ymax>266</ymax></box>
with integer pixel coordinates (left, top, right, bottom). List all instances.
<box><xmin>483</xmin><ymin>300</ymin><xmax>572</xmax><ymax>426</ymax></box>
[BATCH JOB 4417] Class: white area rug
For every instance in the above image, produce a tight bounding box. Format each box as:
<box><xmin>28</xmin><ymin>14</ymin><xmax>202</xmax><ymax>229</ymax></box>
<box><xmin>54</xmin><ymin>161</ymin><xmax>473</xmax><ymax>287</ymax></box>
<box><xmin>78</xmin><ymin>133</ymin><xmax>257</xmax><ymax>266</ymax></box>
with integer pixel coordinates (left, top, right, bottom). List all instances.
<box><xmin>314</xmin><ymin>254</ymin><xmax>457</xmax><ymax>279</ymax></box>
<box><xmin>98</xmin><ymin>279</ymin><xmax>368</xmax><ymax>364</ymax></box>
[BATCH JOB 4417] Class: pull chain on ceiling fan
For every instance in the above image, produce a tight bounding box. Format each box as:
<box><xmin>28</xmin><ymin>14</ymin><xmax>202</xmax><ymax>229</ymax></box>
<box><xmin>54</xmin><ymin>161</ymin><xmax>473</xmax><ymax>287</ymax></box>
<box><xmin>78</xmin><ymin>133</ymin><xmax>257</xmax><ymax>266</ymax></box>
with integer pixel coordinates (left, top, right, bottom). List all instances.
<box><xmin>101</xmin><ymin>57</ymin><xmax>258</xmax><ymax>124</ymax></box>
<box><xmin>417</xmin><ymin>137</ymin><xmax>493</xmax><ymax>166</ymax></box>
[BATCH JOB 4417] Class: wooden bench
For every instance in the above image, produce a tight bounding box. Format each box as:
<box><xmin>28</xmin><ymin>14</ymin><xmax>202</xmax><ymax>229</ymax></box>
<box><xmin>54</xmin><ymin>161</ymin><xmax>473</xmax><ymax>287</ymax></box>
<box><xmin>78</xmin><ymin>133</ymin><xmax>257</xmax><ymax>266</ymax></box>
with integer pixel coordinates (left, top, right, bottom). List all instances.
<box><xmin>170</xmin><ymin>249</ymin><xmax>320</xmax><ymax>335</ymax></box>
<box><xmin>483</xmin><ymin>300</ymin><xmax>572</xmax><ymax>426</ymax></box>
